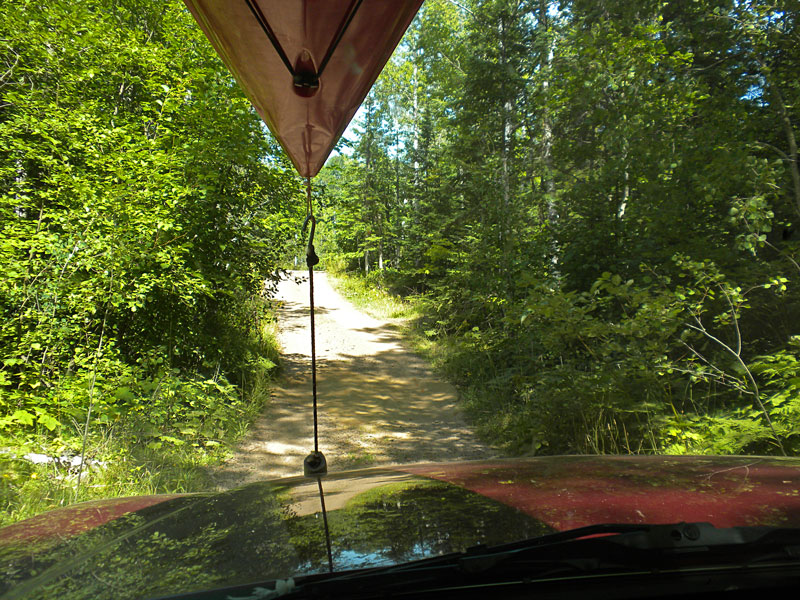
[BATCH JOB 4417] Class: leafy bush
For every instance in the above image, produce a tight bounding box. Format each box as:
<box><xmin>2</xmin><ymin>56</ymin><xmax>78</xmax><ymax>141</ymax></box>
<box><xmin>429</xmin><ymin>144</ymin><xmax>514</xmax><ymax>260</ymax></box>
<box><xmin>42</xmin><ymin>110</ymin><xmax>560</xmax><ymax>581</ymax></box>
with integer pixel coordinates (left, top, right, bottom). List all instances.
<box><xmin>0</xmin><ymin>0</ymin><xmax>295</xmax><ymax>524</ymax></box>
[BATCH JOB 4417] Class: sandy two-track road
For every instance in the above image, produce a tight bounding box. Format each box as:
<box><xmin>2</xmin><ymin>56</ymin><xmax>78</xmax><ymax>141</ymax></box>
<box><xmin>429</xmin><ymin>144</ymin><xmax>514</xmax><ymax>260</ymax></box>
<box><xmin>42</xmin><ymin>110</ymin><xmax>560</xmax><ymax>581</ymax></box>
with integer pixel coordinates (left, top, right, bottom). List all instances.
<box><xmin>212</xmin><ymin>271</ymin><xmax>491</xmax><ymax>488</ymax></box>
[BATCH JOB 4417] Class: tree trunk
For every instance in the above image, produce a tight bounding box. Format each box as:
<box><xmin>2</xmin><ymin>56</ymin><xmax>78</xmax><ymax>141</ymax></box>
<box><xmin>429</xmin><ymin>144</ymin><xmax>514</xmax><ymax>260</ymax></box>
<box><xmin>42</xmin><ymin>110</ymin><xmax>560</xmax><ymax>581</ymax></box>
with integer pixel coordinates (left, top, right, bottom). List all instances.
<box><xmin>538</xmin><ymin>0</ymin><xmax>557</xmax><ymax>227</ymax></box>
<box><xmin>500</xmin><ymin>16</ymin><xmax>511</xmax><ymax>249</ymax></box>
<box><xmin>362</xmin><ymin>98</ymin><xmax>374</xmax><ymax>274</ymax></box>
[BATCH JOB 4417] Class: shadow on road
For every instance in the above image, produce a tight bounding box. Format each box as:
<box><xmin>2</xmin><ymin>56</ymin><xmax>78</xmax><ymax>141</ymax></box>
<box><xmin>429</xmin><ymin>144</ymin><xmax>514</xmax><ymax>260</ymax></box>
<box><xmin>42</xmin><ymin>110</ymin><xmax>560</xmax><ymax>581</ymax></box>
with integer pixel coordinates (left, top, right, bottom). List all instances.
<box><xmin>211</xmin><ymin>271</ymin><xmax>491</xmax><ymax>489</ymax></box>
<box><xmin>213</xmin><ymin>343</ymin><xmax>491</xmax><ymax>488</ymax></box>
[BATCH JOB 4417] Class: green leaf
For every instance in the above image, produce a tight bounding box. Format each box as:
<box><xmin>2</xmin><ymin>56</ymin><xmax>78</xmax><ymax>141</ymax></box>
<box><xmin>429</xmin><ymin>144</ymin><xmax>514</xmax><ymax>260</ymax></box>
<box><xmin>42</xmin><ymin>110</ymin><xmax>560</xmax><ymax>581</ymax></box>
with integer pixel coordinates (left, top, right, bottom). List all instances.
<box><xmin>37</xmin><ymin>413</ymin><xmax>60</xmax><ymax>431</ymax></box>
<box><xmin>12</xmin><ymin>410</ymin><xmax>35</xmax><ymax>426</ymax></box>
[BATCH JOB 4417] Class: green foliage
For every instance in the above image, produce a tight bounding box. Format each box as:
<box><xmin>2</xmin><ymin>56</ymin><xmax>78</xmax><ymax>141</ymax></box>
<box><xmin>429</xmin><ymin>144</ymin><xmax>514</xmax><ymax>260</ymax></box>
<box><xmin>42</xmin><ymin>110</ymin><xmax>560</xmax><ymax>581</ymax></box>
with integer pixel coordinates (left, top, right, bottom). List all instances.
<box><xmin>0</xmin><ymin>307</ymin><xmax>281</xmax><ymax>527</ymax></box>
<box><xmin>747</xmin><ymin>337</ymin><xmax>800</xmax><ymax>452</ymax></box>
<box><xmin>0</xmin><ymin>0</ymin><xmax>297</xmax><ymax>523</ymax></box>
<box><xmin>328</xmin><ymin>270</ymin><xmax>418</xmax><ymax>321</ymax></box>
<box><xmin>321</xmin><ymin>0</ymin><xmax>800</xmax><ymax>457</ymax></box>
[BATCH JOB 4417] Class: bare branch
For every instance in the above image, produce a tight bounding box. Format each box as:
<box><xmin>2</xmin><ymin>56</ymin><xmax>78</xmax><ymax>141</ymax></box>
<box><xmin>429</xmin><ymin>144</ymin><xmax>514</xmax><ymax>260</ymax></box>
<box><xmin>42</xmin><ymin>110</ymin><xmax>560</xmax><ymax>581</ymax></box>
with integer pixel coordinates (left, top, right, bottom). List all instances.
<box><xmin>686</xmin><ymin>316</ymin><xmax>786</xmax><ymax>456</ymax></box>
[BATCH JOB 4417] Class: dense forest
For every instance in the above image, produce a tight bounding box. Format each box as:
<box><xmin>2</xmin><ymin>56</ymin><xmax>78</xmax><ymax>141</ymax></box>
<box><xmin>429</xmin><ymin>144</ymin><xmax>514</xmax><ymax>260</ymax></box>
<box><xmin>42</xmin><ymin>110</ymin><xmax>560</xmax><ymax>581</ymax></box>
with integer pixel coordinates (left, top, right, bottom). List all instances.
<box><xmin>317</xmin><ymin>0</ymin><xmax>800</xmax><ymax>456</ymax></box>
<box><xmin>0</xmin><ymin>0</ymin><xmax>304</xmax><ymax>523</ymax></box>
<box><xmin>1</xmin><ymin>0</ymin><xmax>799</xmax><ymax>524</ymax></box>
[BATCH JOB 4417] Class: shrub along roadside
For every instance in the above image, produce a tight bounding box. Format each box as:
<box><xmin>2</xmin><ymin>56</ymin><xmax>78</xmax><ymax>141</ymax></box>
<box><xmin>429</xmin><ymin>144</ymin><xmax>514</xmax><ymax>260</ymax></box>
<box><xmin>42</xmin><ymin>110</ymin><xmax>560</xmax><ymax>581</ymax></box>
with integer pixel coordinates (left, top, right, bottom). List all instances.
<box><xmin>313</xmin><ymin>0</ymin><xmax>800</xmax><ymax>459</ymax></box>
<box><xmin>0</xmin><ymin>1</ymin><xmax>301</xmax><ymax>527</ymax></box>
<box><xmin>332</xmin><ymin>261</ymin><xmax>800</xmax><ymax>460</ymax></box>
<box><xmin>0</xmin><ymin>299</ymin><xmax>281</xmax><ymax>528</ymax></box>
<box><xmin>326</xmin><ymin>265</ymin><xmax>419</xmax><ymax>321</ymax></box>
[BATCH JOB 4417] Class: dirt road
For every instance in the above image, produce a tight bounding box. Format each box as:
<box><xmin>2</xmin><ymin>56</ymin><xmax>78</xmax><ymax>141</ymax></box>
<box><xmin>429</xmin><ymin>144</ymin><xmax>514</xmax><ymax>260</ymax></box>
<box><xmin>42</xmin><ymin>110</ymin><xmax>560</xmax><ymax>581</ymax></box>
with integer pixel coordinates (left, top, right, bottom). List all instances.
<box><xmin>212</xmin><ymin>271</ymin><xmax>491</xmax><ymax>488</ymax></box>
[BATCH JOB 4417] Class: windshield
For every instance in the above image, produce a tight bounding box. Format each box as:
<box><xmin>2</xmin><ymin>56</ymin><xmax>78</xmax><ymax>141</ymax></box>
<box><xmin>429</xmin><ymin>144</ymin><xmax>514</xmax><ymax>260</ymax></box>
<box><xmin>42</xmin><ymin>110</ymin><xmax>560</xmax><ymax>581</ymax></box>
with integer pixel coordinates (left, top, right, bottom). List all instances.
<box><xmin>1</xmin><ymin>0</ymin><xmax>799</xmax><ymax>598</ymax></box>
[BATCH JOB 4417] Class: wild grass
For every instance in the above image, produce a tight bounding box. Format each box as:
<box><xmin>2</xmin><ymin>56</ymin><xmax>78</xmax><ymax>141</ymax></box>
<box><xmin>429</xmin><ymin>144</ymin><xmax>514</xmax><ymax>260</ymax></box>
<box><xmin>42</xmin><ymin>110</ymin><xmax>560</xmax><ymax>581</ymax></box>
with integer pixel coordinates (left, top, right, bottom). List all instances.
<box><xmin>0</xmin><ymin>438</ymin><xmax>218</xmax><ymax>527</ymax></box>
<box><xmin>0</xmin><ymin>306</ymin><xmax>281</xmax><ymax>528</ymax></box>
<box><xmin>327</xmin><ymin>271</ymin><xmax>420</xmax><ymax>321</ymax></box>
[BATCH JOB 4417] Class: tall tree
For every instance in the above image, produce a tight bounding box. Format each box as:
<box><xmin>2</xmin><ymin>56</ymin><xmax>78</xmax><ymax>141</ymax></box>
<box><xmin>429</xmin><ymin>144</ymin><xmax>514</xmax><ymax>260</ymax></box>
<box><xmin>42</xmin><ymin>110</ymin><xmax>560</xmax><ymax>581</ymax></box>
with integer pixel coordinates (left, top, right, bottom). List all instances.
<box><xmin>0</xmin><ymin>0</ymin><xmax>300</xmax><ymax>436</ymax></box>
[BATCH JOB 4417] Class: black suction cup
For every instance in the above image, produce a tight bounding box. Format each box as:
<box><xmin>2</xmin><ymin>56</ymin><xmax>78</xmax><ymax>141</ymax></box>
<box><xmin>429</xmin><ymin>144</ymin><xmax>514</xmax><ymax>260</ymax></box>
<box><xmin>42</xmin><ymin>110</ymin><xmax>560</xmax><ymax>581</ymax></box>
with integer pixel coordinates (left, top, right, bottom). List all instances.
<box><xmin>304</xmin><ymin>451</ymin><xmax>328</xmax><ymax>476</ymax></box>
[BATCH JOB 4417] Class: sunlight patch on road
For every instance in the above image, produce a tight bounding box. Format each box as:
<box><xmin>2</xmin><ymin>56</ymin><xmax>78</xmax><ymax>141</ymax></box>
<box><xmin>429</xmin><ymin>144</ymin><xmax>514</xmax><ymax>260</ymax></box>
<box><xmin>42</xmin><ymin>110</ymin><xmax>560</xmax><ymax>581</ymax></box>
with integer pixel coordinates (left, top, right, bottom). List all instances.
<box><xmin>264</xmin><ymin>441</ymin><xmax>307</xmax><ymax>455</ymax></box>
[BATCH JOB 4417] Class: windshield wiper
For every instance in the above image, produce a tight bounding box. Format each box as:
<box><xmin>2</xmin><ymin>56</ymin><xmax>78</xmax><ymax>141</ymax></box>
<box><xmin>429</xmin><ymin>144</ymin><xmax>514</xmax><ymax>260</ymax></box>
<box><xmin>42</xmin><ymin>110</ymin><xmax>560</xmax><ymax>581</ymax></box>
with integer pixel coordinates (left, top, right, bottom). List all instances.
<box><xmin>455</xmin><ymin>521</ymin><xmax>800</xmax><ymax>572</ymax></box>
<box><xmin>280</xmin><ymin>522</ymin><xmax>800</xmax><ymax>599</ymax></box>
<box><xmin>156</xmin><ymin>523</ymin><xmax>800</xmax><ymax>600</ymax></box>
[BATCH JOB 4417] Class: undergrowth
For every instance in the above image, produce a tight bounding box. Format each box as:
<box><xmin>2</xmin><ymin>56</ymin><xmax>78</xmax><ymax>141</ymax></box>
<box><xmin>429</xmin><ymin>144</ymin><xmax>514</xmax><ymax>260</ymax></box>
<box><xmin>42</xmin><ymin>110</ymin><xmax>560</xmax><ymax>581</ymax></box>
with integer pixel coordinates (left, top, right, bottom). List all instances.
<box><xmin>0</xmin><ymin>304</ymin><xmax>281</xmax><ymax>528</ymax></box>
<box><xmin>326</xmin><ymin>268</ymin><xmax>419</xmax><ymax>321</ymax></box>
<box><xmin>332</xmin><ymin>265</ymin><xmax>800</xmax><ymax>459</ymax></box>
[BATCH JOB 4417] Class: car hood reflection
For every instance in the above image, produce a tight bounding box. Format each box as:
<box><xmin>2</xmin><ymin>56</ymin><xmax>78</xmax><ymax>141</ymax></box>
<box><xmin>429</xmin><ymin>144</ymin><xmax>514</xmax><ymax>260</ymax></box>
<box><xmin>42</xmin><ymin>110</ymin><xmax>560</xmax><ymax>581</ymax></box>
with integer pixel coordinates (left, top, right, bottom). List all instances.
<box><xmin>5</xmin><ymin>455</ymin><xmax>800</xmax><ymax>600</ymax></box>
<box><xmin>0</xmin><ymin>468</ymin><xmax>551</xmax><ymax>599</ymax></box>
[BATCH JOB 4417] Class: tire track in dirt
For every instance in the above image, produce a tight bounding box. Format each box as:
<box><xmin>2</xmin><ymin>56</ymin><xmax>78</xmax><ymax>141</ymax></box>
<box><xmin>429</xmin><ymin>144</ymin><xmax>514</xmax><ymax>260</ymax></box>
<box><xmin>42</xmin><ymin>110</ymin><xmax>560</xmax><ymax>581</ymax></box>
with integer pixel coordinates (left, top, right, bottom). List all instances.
<box><xmin>212</xmin><ymin>271</ymin><xmax>492</xmax><ymax>488</ymax></box>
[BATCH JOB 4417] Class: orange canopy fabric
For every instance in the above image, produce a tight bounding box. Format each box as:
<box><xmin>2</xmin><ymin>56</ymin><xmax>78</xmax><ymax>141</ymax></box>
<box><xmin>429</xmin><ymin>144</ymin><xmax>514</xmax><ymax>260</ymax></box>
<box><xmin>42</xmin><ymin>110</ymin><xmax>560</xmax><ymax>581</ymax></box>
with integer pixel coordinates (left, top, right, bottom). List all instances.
<box><xmin>184</xmin><ymin>0</ymin><xmax>423</xmax><ymax>177</ymax></box>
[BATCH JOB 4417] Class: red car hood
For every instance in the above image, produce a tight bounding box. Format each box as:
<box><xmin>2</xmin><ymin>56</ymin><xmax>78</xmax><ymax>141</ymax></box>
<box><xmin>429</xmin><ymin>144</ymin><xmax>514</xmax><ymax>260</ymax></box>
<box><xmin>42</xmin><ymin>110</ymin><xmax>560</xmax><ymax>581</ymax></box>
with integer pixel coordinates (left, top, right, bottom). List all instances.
<box><xmin>3</xmin><ymin>455</ymin><xmax>800</xmax><ymax>599</ymax></box>
<box><xmin>406</xmin><ymin>455</ymin><xmax>800</xmax><ymax>530</ymax></box>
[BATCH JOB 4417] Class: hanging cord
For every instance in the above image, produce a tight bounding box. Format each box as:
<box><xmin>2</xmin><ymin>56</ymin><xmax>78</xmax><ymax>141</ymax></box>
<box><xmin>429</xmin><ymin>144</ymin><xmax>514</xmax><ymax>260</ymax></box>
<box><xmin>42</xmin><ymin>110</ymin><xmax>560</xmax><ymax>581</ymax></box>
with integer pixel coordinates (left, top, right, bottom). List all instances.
<box><xmin>243</xmin><ymin>0</ymin><xmax>295</xmax><ymax>76</ymax></box>
<box><xmin>301</xmin><ymin>180</ymin><xmax>330</xmax><ymax>570</ymax></box>
<box><xmin>317</xmin><ymin>477</ymin><xmax>334</xmax><ymax>573</ymax></box>
<box><xmin>303</xmin><ymin>177</ymin><xmax>326</xmax><ymax>476</ymax></box>
<box><xmin>316</xmin><ymin>0</ymin><xmax>364</xmax><ymax>78</ymax></box>
<box><xmin>242</xmin><ymin>0</ymin><xmax>364</xmax><ymax>90</ymax></box>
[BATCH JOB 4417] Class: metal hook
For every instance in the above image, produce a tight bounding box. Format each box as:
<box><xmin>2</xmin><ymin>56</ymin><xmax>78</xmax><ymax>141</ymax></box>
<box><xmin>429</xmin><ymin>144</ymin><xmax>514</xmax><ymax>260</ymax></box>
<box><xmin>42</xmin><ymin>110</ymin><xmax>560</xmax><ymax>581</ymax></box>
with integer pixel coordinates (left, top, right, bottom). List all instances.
<box><xmin>304</xmin><ymin>214</ymin><xmax>319</xmax><ymax>268</ymax></box>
